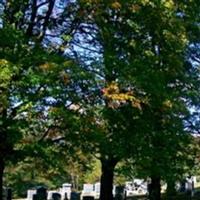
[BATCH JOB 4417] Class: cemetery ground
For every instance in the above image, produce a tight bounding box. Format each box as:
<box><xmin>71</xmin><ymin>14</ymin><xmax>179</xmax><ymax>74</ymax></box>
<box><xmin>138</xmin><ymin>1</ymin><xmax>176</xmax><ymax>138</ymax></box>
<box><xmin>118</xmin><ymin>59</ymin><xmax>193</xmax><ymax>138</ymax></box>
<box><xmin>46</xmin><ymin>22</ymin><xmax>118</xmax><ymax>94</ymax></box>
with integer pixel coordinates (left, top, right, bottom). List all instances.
<box><xmin>12</xmin><ymin>196</ymin><xmax>200</xmax><ymax>200</ymax></box>
<box><xmin>129</xmin><ymin>193</ymin><xmax>200</xmax><ymax>200</ymax></box>
<box><xmin>12</xmin><ymin>192</ymin><xmax>200</xmax><ymax>200</ymax></box>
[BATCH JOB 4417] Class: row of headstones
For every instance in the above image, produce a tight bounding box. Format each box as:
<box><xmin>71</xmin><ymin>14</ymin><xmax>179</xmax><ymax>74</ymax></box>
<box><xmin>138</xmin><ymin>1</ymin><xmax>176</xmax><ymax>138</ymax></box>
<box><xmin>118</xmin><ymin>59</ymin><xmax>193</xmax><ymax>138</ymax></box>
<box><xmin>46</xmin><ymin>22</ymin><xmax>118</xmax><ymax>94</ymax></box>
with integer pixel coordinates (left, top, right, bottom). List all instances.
<box><xmin>28</xmin><ymin>187</ymin><xmax>64</xmax><ymax>200</ymax></box>
<box><xmin>3</xmin><ymin>186</ymin><xmax>124</xmax><ymax>200</ymax></box>
<box><xmin>28</xmin><ymin>187</ymin><xmax>80</xmax><ymax>200</ymax></box>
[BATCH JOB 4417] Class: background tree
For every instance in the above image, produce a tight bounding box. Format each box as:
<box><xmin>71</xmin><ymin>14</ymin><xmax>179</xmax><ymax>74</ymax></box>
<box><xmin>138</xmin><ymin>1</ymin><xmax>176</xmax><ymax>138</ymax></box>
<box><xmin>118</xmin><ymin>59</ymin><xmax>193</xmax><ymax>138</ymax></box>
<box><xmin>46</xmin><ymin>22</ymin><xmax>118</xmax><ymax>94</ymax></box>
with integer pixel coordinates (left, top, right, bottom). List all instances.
<box><xmin>0</xmin><ymin>0</ymin><xmax>79</xmax><ymax>197</ymax></box>
<box><xmin>0</xmin><ymin>1</ymin><xmax>99</xmax><ymax>199</ymax></box>
<box><xmin>0</xmin><ymin>25</ymin><xmax>73</xmax><ymax>199</ymax></box>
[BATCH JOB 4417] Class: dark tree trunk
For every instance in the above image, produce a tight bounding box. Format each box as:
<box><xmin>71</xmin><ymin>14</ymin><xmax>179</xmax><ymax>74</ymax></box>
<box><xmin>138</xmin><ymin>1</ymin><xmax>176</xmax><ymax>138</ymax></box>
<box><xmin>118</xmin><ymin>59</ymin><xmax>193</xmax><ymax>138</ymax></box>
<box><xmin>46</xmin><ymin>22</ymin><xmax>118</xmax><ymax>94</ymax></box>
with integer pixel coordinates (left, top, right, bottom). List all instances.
<box><xmin>148</xmin><ymin>176</ymin><xmax>161</xmax><ymax>200</ymax></box>
<box><xmin>100</xmin><ymin>159</ymin><xmax>118</xmax><ymax>200</ymax></box>
<box><xmin>0</xmin><ymin>158</ymin><xmax>5</xmax><ymax>200</ymax></box>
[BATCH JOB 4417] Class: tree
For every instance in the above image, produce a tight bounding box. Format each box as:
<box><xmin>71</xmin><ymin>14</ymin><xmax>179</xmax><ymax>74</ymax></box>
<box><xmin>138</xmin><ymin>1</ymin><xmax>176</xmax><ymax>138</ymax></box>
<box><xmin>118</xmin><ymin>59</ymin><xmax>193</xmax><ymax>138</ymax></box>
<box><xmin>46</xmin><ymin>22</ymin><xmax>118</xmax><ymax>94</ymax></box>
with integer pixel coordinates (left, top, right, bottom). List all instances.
<box><xmin>0</xmin><ymin>1</ymin><xmax>79</xmax><ymax>198</ymax></box>
<box><xmin>4</xmin><ymin>145</ymin><xmax>92</xmax><ymax>198</ymax></box>
<box><xmin>0</xmin><ymin>0</ymin><xmax>76</xmax><ymax>197</ymax></box>
<box><xmin>71</xmin><ymin>0</ymin><xmax>200</xmax><ymax>199</ymax></box>
<box><xmin>1</xmin><ymin>1</ymin><xmax>199</xmax><ymax>200</ymax></box>
<box><xmin>0</xmin><ymin>24</ymin><xmax>73</xmax><ymax>199</ymax></box>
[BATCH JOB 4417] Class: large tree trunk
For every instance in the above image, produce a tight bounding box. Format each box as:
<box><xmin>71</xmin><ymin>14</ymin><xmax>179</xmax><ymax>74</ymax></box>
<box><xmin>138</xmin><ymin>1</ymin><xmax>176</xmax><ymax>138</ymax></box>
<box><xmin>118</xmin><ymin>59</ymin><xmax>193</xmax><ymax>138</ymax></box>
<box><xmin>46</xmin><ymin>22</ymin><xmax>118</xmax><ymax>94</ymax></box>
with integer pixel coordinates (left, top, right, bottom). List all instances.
<box><xmin>100</xmin><ymin>158</ymin><xmax>118</xmax><ymax>200</ymax></box>
<box><xmin>0</xmin><ymin>158</ymin><xmax>5</xmax><ymax>200</ymax></box>
<box><xmin>148</xmin><ymin>176</ymin><xmax>161</xmax><ymax>200</ymax></box>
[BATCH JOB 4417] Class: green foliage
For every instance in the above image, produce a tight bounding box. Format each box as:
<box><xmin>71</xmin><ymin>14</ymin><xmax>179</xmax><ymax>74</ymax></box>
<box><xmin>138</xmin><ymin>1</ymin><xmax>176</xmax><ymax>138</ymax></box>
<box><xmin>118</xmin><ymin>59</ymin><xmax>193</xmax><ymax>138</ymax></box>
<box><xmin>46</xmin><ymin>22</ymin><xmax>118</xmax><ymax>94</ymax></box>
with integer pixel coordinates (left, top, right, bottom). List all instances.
<box><xmin>0</xmin><ymin>1</ymin><xmax>200</xmax><ymax>199</ymax></box>
<box><xmin>83</xmin><ymin>159</ymin><xmax>101</xmax><ymax>183</ymax></box>
<box><xmin>0</xmin><ymin>18</ymin><xmax>75</xmax><ymax>200</ymax></box>
<box><xmin>76</xmin><ymin>1</ymin><xmax>200</xmax><ymax>198</ymax></box>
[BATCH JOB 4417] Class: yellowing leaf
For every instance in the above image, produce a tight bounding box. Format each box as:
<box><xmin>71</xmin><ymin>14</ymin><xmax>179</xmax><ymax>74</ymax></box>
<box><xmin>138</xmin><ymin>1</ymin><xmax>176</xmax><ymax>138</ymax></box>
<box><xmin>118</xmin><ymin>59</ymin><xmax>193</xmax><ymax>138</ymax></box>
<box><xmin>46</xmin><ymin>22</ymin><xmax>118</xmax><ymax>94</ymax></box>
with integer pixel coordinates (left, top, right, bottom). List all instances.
<box><xmin>141</xmin><ymin>0</ymin><xmax>150</xmax><ymax>5</ymax></box>
<box><xmin>39</xmin><ymin>62</ymin><xmax>56</xmax><ymax>71</ymax></box>
<box><xmin>162</xmin><ymin>0</ymin><xmax>174</xmax><ymax>9</ymax></box>
<box><xmin>111</xmin><ymin>2</ymin><xmax>121</xmax><ymax>10</ymax></box>
<box><xmin>60</xmin><ymin>71</ymin><xmax>70</xmax><ymax>85</ymax></box>
<box><xmin>0</xmin><ymin>59</ymin><xmax>13</xmax><ymax>88</ymax></box>
<box><xmin>102</xmin><ymin>82</ymin><xmax>143</xmax><ymax>109</ymax></box>
<box><xmin>130</xmin><ymin>4</ymin><xmax>141</xmax><ymax>12</ymax></box>
<box><xmin>162</xmin><ymin>100</ymin><xmax>173</xmax><ymax>109</ymax></box>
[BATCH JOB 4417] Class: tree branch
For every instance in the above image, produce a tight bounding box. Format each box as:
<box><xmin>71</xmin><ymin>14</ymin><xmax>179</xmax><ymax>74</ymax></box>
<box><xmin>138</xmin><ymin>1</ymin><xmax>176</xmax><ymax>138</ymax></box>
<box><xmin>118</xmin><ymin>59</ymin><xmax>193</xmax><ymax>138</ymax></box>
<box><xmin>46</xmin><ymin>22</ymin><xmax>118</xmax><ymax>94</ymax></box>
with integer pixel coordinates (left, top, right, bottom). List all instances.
<box><xmin>26</xmin><ymin>0</ymin><xmax>37</xmax><ymax>36</ymax></box>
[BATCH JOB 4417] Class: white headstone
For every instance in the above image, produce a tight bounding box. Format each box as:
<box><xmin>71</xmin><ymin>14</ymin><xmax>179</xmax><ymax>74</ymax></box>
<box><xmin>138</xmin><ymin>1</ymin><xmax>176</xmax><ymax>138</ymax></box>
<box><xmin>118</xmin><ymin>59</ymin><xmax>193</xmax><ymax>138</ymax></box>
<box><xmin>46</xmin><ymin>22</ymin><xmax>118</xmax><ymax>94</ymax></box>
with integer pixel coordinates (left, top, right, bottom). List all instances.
<box><xmin>47</xmin><ymin>190</ymin><xmax>59</xmax><ymax>200</ymax></box>
<box><xmin>27</xmin><ymin>189</ymin><xmax>36</xmax><ymax>200</ymax></box>
<box><xmin>83</xmin><ymin>184</ymin><xmax>94</xmax><ymax>193</ymax></box>
<box><xmin>60</xmin><ymin>183</ymin><xmax>72</xmax><ymax>200</ymax></box>
<box><xmin>94</xmin><ymin>183</ymin><xmax>100</xmax><ymax>194</ymax></box>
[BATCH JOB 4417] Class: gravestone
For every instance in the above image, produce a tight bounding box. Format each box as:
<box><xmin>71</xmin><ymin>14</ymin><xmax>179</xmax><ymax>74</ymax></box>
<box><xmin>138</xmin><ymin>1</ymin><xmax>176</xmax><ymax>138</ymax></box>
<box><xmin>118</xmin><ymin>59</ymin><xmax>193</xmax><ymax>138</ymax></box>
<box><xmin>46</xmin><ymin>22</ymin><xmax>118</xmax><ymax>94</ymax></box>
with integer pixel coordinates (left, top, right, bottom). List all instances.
<box><xmin>179</xmin><ymin>179</ymin><xmax>186</xmax><ymax>192</ymax></box>
<box><xmin>32</xmin><ymin>194</ymin><xmax>38</xmax><ymax>200</ymax></box>
<box><xmin>70</xmin><ymin>191</ymin><xmax>80</xmax><ymax>200</ymax></box>
<box><xmin>61</xmin><ymin>183</ymin><xmax>72</xmax><ymax>200</ymax></box>
<box><xmin>52</xmin><ymin>192</ymin><xmax>61</xmax><ymax>200</ymax></box>
<box><xmin>32</xmin><ymin>186</ymin><xmax>47</xmax><ymax>200</ymax></box>
<box><xmin>186</xmin><ymin>176</ymin><xmax>194</xmax><ymax>197</ymax></box>
<box><xmin>27</xmin><ymin>189</ymin><xmax>37</xmax><ymax>200</ymax></box>
<box><xmin>82</xmin><ymin>197</ymin><xmax>94</xmax><ymax>200</ymax></box>
<box><xmin>37</xmin><ymin>186</ymin><xmax>47</xmax><ymax>200</ymax></box>
<box><xmin>115</xmin><ymin>186</ymin><xmax>125</xmax><ymax>200</ymax></box>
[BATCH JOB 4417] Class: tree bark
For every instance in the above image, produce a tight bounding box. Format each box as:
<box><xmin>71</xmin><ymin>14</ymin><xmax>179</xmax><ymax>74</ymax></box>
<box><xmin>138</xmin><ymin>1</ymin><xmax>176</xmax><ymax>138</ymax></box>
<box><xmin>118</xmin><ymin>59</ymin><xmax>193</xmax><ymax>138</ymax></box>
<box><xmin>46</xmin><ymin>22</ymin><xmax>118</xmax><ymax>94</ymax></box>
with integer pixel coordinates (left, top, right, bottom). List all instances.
<box><xmin>148</xmin><ymin>176</ymin><xmax>161</xmax><ymax>200</ymax></box>
<box><xmin>100</xmin><ymin>158</ymin><xmax>118</xmax><ymax>200</ymax></box>
<box><xmin>0</xmin><ymin>158</ymin><xmax>5</xmax><ymax>200</ymax></box>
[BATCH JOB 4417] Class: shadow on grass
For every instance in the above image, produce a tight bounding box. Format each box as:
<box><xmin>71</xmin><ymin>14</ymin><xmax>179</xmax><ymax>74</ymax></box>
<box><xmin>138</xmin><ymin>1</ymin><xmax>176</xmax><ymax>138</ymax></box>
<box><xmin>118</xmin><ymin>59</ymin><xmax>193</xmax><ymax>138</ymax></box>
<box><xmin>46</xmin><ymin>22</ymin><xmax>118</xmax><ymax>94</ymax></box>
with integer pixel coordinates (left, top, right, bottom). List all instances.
<box><xmin>124</xmin><ymin>192</ymin><xmax>200</xmax><ymax>200</ymax></box>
